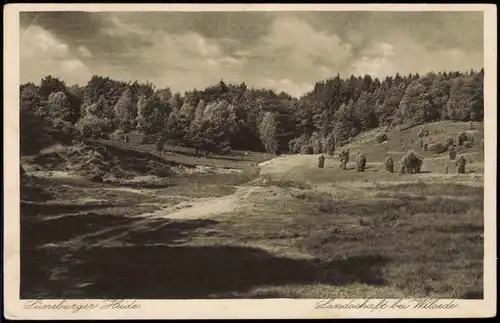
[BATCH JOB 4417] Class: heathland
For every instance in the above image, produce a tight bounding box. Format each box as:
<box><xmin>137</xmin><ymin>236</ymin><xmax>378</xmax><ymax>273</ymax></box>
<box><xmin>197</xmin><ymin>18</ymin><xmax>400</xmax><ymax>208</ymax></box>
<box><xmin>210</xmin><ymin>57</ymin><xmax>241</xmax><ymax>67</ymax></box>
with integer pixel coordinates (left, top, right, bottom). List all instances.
<box><xmin>20</xmin><ymin>71</ymin><xmax>484</xmax><ymax>298</ymax></box>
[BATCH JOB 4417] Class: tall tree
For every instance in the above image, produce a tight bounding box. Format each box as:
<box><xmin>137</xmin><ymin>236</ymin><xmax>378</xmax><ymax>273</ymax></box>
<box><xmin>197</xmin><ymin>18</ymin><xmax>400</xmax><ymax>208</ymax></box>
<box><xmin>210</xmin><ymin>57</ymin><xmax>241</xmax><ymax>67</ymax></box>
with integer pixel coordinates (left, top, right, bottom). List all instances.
<box><xmin>444</xmin><ymin>76</ymin><xmax>476</xmax><ymax>121</ymax></box>
<box><xmin>356</xmin><ymin>91</ymin><xmax>378</xmax><ymax>131</ymax></box>
<box><xmin>332</xmin><ymin>99</ymin><xmax>359</xmax><ymax>144</ymax></box>
<box><xmin>136</xmin><ymin>94</ymin><xmax>160</xmax><ymax>135</ymax></box>
<box><xmin>398</xmin><ymin>80</ymin><xmax>433</xmax><ymax>124</ymax></box>
<box><xmin>259</xmin><ymin>112</ymin><xmax>279</xmax><ymax>154</ymax></box>
<box><xmin>39</xmin><ymin>76</ymin><xmax>67</xmax><ymax>100</ymax></box>
<box><xmin>115</xmin><ymin>88</ymin><xmax>135</xmax><ymax>133</ymax></box>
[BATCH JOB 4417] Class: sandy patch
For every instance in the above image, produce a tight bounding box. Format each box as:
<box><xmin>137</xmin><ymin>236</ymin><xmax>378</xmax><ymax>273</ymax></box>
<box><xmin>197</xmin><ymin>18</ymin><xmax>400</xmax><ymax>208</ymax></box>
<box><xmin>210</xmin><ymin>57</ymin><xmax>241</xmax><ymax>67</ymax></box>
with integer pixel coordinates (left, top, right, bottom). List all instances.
<box><xmin>27</xmin><ymin>170</ymin><xmax>81</xmax><ymax>179</ymax></box>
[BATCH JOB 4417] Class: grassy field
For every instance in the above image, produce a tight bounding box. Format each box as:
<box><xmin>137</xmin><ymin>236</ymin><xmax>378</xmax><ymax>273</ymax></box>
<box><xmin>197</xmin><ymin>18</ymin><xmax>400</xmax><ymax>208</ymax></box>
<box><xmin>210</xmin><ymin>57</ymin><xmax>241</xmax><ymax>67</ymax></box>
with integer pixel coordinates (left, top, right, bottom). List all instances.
<box><xmin>20</xmin><ymin>121</ymin><xmax>484</xmax><ymax>299</ymax></box>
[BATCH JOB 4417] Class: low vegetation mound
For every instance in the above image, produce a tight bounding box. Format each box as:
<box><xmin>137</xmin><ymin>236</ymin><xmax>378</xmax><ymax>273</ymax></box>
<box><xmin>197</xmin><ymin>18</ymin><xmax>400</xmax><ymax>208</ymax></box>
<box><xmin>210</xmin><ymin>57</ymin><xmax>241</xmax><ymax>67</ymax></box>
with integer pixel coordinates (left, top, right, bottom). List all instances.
<box><xmin>427</xmin><ymin>142</ymin><xmax>449</xmax><ymax>154</ymax></box>
<box><xmin>339</xmin><ymin>148</ymin><xmax>350</xmax><ymax>170</ymax></box>
<box><xmin>356</xmin><ymin>153</ymin><xmax>366</xmax><ymax>172</ymax></box>
<box><xmin>384</xmin><ymin>156</ymin><xmax>394</xmax><ymax>173</ymax></box>
<box><xmin>22</xmin><ymin>140</ymin><xmax>183</xmax><ymax>182</ymax></box>
<box><xmin>375</xmin><ymin>133</ymin><xmax>388</xmax><ymax>143</ymax></box>
<box><xmin>400</xmin><ymin>151</ymin><xmax>423</xmax><ymax>174</ymax></box>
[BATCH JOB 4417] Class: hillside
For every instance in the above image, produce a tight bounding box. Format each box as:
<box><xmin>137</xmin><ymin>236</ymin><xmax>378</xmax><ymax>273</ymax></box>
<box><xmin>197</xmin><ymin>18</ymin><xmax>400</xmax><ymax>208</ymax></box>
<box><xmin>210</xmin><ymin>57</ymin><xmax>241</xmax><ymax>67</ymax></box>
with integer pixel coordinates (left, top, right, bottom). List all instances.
<box><xmin>340</xmin><ymin>121</ymin><xmax>484</xmax><ymax>173</ymax></box>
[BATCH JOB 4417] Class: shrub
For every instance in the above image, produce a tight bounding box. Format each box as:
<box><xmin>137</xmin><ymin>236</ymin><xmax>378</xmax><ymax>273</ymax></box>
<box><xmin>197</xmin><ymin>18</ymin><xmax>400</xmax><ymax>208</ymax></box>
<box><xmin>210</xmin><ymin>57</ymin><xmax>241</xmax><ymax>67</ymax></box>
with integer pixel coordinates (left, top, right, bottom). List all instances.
<box><xmin>75</xmin><ymin>115</ymin><xmax>111</xmax><ymax>140</ymax></box>
<box><xmin>309</xmin><ymin>132</ymin><xmax>323</xmax><ymax>154</ymax></box>
<box><xmin>466</xmin><ymin>131</ymin><xmax>475</xmax><ymax>144</ymax></box>
<box><xmin>419</xmin><ymin>139</ymin><xmax>424</xmax><ymax>149</ymax></box>
<box><xmin>448</xmin><ymin>145</ymin><xmax>457</xmax><ymax>160</ymax></box>
<box><xmin>423</xmin><ymin>143</ymin><xmax>428</xmax><ymax>151</ymax></box>
<box><xmin>50</xmin><ymin>119</ymin><xmax>75</xmax><ymax>144</ymax></box>
<box><xmin>445</xmin><ymin>136</ymin><xmax>455</xmax><ymax>147</ymax></box>
<box><xmin>418</xmin><ymin>127</ymin><xmax>429</xmax><ymax>138</ymax></box>
<box><xmin>456</xmin><ymin>155</ymin><xmax>466</xmax><ymax>174</ymax></box>
<box><xmin>375</xmin><ymin>133</ymin><xmax>388</xmax><ymax>143</ymax></box>
<box><xmin>385</xmin><ymin>157</ymin><xmax>394</xmax><ymax>173</ymax></box>
<box><xmin>356</xmin><ymin>153</ymin><xmax>366</xmax><ymax>172</ymax></box>
<box><xmin>401</xmin><ymin>151</ymin><xmax>423</xmax><ymax>174</ymax></box>
<box><xmin>301</xmin><ymin>145</ymin><xmax>313</xmax><ymax>154</ymax></box>
<box><xmin>456</xmin><ymin>131</ymin><xmax>468</xmax><ymax>146</ymax></box>
<box><xmin>318</xmin><ymin>155</ymin><xmax>325</xmax><ymax>168</ymax></box>
<box><xmin>339</xmin><ymin>148</ymin><xmax>350</xmax><ymax>170</ymax></box>
<box><xmin>428</xmin><ymin>142</ymin><xmax>448</xmax><ymax>154</ymax></box>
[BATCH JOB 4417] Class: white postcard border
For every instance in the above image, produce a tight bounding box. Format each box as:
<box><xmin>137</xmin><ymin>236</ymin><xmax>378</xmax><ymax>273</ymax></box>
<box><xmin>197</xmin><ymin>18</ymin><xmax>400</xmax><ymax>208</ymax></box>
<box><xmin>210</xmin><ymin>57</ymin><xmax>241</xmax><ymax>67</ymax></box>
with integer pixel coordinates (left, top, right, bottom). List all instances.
<box><xmin>3</xmin><ymin>3</ymin><xmax>497</xmax><ymax>319</ymax></box>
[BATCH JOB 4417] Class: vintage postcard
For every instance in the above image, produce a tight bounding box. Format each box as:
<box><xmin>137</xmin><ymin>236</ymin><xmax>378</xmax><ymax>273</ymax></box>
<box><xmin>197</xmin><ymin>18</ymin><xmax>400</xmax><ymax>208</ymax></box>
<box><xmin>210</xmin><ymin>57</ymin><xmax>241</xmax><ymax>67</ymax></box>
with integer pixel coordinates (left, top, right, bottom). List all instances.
<box><xmin>3</xmin><ymin>3</ymin><xmax>497</xmax><ymax>319</ymax></box>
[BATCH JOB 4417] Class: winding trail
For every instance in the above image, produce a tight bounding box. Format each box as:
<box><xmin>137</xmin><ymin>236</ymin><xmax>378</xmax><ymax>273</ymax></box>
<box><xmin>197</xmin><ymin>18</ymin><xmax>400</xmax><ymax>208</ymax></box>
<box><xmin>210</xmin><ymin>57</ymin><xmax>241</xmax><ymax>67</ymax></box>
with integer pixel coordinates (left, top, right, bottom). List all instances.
<box><xmin>39</xmin><ymin>155</ymin><xmax>299</xmax><ymax>250</ymax></box>
<box><xmin>41</xmin><ymin>183</ymin><xmax>264</xmax><ymax>250</ymax></box>
<box><xmin>39</xmin><ymin>152</ymin><xmax>484</xmax><ymax>250</ymax></box>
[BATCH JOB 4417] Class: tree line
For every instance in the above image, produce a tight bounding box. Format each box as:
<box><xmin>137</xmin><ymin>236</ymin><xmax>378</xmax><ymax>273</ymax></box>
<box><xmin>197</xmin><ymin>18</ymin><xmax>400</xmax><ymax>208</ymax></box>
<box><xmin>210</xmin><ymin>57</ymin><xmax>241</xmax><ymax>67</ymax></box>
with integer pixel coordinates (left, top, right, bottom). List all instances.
<box><xmin>20</xmin><ymin>69</ymin><xmax>484</xmax><ymax>155</ymax></box>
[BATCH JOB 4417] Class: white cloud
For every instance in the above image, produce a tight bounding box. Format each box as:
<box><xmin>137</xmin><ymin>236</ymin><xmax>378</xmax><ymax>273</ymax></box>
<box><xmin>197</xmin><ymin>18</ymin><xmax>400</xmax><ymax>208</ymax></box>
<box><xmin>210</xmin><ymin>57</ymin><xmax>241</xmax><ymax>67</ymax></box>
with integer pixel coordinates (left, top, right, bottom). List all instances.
<box><xmin>101</xmin><ymin>15</ymin><xmax>149</xmax><ymax>37</ymax></box>
<box><xmin>248</xmin><ymin>17</ymin><xmax>353</xmax><ymax>70</ymax></box>
<box><xmin>61</xmin><ymin>59</ymin><xmax>91</xmax><ymax>73</ymax></box>
<box><xmin>20</xmin><ymin>14</ymin><xmax>483</xmax><ymax>98</ymax></box>
<box><xmin>20</xmin><ymin>26</ymin><xmax>92</xmax><ymax>86</ymax></box>
<box><xmin>350</xmin><ymin>42</ymin><xmax>397</xmax><ymax>77</ymax></box>
<box><xmin>21</xmin><ymin>25</ymin><xmax>69</xmax><ymax>60</ymax></box>
<box><xmin>77</xmin><ymin>46</ymin><xmax>93</xmax><ymax>58</ymax></box>
<box><xmin>350</xmin><ymin>35</ymin><xmax>483</xmax><ymax>79</ymax></box>
<box><xmin>262</xmin><ymin>78</ymin><xmax>313</xmax><ymax>97</ymax></box>
<box><xmin>141</xmin><ymin>30</ymin><xmax>248</xmax><ymax>91</ymax></box>
<box><xmin>227</xmin><ymin>16</ymin><xmax>354</xmax><ymax>95</ymax></box>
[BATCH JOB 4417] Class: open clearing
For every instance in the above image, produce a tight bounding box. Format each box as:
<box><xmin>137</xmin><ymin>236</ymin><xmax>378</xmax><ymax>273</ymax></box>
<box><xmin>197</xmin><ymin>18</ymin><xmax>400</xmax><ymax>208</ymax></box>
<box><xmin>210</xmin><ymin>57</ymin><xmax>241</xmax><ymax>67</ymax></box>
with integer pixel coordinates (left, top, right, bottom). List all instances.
<box><xmin>20</xmin><ymin>122</ymin><xmax>484</xmax><ymax>299</ymax></box>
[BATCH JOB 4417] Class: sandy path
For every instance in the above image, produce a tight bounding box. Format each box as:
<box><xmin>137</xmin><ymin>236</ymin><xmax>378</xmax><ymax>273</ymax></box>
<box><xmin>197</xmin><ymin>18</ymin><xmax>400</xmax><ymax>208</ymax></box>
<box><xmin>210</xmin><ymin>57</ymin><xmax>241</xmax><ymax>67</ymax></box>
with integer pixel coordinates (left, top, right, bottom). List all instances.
<box><xmin>45</xmin><ymin>154</ymin><xmax>306</xmax><ymax>250</ymax></box>
<box><xmin>40</xmin><ymin>154</ymin><xmax>297</xmax><ymax>251</ymax></box>
<box><xmin>155</xmin><ymin>186</ymin><xmax>259</xmax><ymax>220</ymax></box>
<box><xmin>258</xmin><ymin>154</ymin><xmax>319</xmax><ymax>175</ymax></box>
<box><xmin>41</xmin><ymin>185</ymin><xmax>262</xmax><ymax>249</ymax></box>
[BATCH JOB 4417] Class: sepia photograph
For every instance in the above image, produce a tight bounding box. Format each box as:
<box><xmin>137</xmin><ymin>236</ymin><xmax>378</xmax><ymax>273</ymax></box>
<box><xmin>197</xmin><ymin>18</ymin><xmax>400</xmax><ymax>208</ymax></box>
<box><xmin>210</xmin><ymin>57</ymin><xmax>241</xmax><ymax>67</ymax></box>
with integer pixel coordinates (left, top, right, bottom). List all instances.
<box><xmin>3</xmin><ymin>3</ymin><xmax>497</xmax><ymax>319</ymax></box>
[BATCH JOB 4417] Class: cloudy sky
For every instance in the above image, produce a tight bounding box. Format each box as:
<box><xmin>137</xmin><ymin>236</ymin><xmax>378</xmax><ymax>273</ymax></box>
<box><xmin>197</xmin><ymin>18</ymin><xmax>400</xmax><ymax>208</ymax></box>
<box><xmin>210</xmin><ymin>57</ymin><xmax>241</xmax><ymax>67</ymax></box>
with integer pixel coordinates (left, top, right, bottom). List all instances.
<box><xmin>20</xmin><ymin>11</ymin><xmax>483</xmax><ymax>97</ymax></box>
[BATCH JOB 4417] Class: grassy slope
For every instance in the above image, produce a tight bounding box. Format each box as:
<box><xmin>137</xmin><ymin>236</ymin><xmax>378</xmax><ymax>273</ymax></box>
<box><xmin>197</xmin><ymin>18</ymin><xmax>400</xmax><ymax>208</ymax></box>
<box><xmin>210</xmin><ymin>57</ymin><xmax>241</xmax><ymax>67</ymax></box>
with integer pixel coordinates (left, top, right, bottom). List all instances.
<box><xmin>113</xmin><ymin>131</ymin><xmax>271</xmax><ymax>169</ymax></box>
<box><xmin>186</xmin><ymin>121</ymin><xmax>485</xmax><ymax>299</ymax></box>
<box><xmin>347</xmin><ymin>121</ymin><xmax>484</xmax><ymax>172</ymax></box>
<box><xmin>20</xmin><ymin>122</ymin><xmax>484</xmax><ymax>299</ymax></box>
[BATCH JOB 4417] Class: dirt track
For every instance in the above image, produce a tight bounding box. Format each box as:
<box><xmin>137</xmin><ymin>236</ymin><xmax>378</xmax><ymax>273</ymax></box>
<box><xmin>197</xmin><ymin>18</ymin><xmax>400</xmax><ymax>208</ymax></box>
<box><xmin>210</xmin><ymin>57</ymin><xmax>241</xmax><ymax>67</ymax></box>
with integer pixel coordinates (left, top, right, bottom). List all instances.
<box><xmin>37</xmin><ymin>156</ymin><xmax>286</xmax><ymax>250</ymax></box>
<box><xmin>258</xmin><ymin>154</ymin><xmax>318</xmax><ymax>175</ymax></box>
<box><xmin>38</xmin><ymin>152</ymin><xmax>484</xmax><ymax>251</ymax></box>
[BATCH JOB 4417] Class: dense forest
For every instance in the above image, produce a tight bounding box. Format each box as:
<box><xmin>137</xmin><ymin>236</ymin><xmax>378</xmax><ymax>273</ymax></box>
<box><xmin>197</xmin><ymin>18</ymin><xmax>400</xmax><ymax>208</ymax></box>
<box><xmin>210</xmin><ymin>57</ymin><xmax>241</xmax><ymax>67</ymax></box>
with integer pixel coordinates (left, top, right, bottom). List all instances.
<box><xmin>20</xmin><ymin>69</ymin><xmax>484</xmax><ymax>155</ymax></box>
